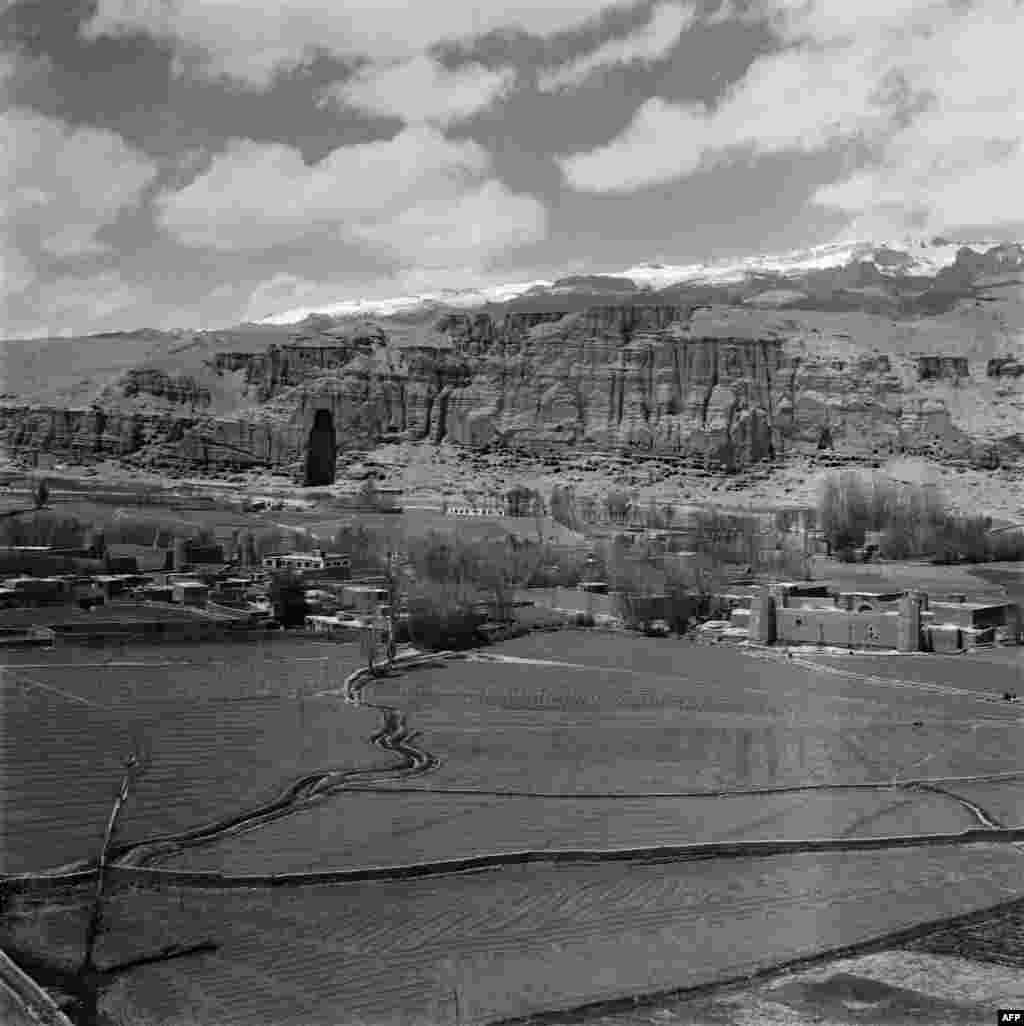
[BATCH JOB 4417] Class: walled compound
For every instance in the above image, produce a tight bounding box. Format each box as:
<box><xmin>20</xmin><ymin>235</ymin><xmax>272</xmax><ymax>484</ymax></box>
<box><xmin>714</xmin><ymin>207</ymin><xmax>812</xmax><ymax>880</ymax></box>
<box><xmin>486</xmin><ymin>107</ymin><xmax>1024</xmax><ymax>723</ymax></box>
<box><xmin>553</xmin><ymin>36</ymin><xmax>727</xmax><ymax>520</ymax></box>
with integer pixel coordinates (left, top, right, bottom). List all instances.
<box><xmin>723</xmin><ymin>583</ymin><xmax>1021</xmax><ymax>652</ymax></box>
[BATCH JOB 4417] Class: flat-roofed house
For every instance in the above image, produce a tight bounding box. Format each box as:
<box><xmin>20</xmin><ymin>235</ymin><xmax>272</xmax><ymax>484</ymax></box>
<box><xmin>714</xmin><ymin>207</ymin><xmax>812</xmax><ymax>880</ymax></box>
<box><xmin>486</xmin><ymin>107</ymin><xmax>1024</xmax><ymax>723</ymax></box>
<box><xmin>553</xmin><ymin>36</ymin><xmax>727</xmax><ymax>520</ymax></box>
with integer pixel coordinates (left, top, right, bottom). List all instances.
<box><xmin>262</xmin><ymin>550</ymin><xmax>351</xmax><ymax>573</ymax></box>
<box><xmin>341</xmin><ymin>584</ymin><xmax>391</xmax><ymax>615</ymax></box>
<box><xmin>171</xmin><ymin>580</ymin><xmax>209</xmax><ymax>607</ymax></box>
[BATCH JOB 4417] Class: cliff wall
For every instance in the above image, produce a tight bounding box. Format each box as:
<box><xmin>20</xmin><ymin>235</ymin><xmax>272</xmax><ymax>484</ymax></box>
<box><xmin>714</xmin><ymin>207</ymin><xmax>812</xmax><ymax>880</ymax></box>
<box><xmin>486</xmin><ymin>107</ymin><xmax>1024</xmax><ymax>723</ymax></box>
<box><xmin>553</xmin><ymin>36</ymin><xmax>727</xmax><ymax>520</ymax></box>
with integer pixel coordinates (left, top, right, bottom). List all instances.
<box><xmin>0</xmin><ymin>305</ymin><xmax>1017</xmax><ymax>474</ymax></box>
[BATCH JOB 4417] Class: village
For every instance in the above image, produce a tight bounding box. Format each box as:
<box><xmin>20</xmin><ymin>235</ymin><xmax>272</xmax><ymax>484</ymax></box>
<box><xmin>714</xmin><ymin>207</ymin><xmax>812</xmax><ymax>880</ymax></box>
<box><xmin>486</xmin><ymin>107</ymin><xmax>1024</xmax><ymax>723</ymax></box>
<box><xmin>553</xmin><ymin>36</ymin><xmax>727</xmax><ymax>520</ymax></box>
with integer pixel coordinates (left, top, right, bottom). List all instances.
<box><xmin>1</xmin><ymin>493</ymin><xmax>1021</xmax><ymax>659</ymax></box>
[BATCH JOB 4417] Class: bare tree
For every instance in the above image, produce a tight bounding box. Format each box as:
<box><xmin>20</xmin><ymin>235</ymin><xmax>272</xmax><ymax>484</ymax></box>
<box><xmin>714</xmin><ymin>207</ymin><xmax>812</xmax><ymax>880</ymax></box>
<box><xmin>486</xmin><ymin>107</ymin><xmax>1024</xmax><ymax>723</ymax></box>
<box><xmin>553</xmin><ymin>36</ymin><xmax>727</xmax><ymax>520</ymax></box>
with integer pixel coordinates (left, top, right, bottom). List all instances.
<box><xmin>33</xmin><ymin>478</ymin><xmax>49</xmax><ymax>509</ymax></box>
<box><xmin>82</xmin><ymin>755</ymin><xmax>137</xmax><ymax>974</ymax></box>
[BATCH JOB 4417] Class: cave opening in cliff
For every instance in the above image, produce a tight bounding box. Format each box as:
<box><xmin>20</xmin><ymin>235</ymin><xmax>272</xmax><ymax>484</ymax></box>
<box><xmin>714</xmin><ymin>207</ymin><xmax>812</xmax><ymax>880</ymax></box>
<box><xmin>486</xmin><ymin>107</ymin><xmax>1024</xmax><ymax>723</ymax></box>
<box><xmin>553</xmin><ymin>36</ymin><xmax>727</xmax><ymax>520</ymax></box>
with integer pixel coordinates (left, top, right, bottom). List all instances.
<box><xmin>305</xmin><ymin>409</ymin><xmax>337</xmax><ymax>486</ymax></box>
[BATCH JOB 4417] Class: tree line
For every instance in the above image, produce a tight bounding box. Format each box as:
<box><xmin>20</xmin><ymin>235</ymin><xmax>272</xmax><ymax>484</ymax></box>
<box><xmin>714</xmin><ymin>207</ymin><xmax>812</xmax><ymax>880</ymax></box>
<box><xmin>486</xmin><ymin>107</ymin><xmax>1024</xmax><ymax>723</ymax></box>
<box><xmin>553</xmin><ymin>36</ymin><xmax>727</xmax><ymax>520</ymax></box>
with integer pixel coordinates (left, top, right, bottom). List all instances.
<box><xmin>817</xmin><ymin>471</ymin><xmax>1024</xmax><ymax>563</ymax></box>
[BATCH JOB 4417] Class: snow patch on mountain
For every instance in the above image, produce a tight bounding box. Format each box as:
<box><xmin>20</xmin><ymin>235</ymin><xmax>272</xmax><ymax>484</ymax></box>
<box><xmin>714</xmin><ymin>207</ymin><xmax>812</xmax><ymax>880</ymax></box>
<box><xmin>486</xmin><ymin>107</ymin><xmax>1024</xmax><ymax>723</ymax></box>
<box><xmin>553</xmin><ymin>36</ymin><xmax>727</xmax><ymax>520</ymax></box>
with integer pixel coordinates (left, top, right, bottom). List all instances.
<box><xmin>260</xmin><ymin>237</ymin><xmax>1013</xmax><ymax>325</ymax></box>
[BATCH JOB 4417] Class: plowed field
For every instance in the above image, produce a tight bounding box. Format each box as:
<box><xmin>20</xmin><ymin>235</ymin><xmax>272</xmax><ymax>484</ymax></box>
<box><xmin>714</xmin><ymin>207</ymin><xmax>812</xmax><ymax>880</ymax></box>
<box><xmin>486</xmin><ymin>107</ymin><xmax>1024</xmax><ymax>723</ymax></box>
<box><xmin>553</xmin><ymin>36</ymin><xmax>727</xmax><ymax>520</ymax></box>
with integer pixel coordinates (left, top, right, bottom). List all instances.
<box><xmin>4</xmin><ymin>847</ymin><xmax>1023</xmax><ymax>1026</ymax></box>
<box><xmin>0</xmin><ymin>640</ymin><xmax>379</xmax><ymax>873</ymax></box>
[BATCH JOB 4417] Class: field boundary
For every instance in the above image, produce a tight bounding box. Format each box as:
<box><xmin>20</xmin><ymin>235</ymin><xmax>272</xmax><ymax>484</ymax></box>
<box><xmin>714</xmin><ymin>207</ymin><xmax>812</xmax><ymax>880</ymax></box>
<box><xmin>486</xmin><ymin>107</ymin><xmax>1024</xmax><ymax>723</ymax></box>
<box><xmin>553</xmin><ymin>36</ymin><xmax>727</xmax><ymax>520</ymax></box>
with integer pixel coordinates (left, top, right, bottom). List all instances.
<box><xmin>338</xmin><ymin>769</ymin><xmax>1024</xmax><ymax>800</ymax></box>
<box><xmin>6</xmin><ymin>648</ymin><xmax>1024</xmax><ymax>895</ymax></box>
<box><xmin>0</xmin><ymin>948</ymin><xmax>74</xmax><ymax>1026</ymax></box>
<box><xmin>486</xmin><ymin>892</ymin><xmax>1024</xmax><ymax>1025</ymax></box>
<box><xmin>5</xmin><ymin>832</ymin><xmax>1024</xmax><ymax>896</ymax></box>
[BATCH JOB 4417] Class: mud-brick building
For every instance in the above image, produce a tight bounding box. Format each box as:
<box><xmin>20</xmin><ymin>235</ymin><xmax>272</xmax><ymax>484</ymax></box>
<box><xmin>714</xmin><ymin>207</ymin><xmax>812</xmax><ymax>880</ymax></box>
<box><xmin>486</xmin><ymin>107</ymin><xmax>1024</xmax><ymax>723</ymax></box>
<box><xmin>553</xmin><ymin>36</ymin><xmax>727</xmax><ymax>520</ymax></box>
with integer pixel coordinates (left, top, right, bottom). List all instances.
<box><xmin>261</xmin><ymin>549</ymin><xmax>351</xmax><ymax>573</ymax></box>
<box><xmin>734</xmin><ymin>584</ymin><xmax>1021</xmax><ymax>652</ymax></box>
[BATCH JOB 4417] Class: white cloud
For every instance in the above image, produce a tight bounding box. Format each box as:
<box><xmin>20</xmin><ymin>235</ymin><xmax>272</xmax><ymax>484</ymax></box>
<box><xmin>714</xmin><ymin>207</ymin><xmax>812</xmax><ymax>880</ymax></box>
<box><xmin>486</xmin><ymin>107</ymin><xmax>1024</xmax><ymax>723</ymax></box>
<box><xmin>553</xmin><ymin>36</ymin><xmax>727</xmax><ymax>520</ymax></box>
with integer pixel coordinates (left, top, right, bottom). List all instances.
<box><xmin>1</xmin><ymin>107</ymin><xmax>157</xmax><ymax>259</ymax></box>
<box><xmin>3</xmin><ymin>270</ymin><xmax>155</xmax><ymax>339</ymax></box>
<box><xmin>558</xmin><ymin>0</ymin><xmax>1024</xmax><ymax>236</ymax></box>
<box><xmin>561</xmin><ymin>40</ymin><xmax>888</xmax><ymax>191</ymax></box>
<box><xmin>157</xmin><ymin>127</ymin><xmax>488</xmax><ymax>250</ymax></box>
<box><xmin>811</xmin><ymin>0</ymin><xmax>1024</xmax><ymax>235</ymax></box>
<box><xmin>326</xmin><ymin>55</ymin><xmax>515</xmax><ymax>126</ymax></box>
<box><xmin>538</xmin><ymin>2</ymin><xmax>695</xmax><ymax>92</ymax></box>
<box><xmin>0</xmin><ymin>52</ymin><xmax>18</xmax><ymax>87</ymax></box>
<box><xmin>560</xmin><ymin>97</ymin><xmax>708</xmax><ymax>191</ymax></box>
<box><xmin>83</xmin><ymin>0</ymin><xmax>615</xmax><ymax>86</ymax></box>
<box><xmin>1</xmin><ymin>108</ymin><xmax>157</xmax><ymax>340</ymax></box>
<box><xmin>157</xmin><ymin>125</ymin><xmax>546</xmax><ymax>269</ymax></box>
<box><xmin>350</xmin><ymin>179</ymin><xmax>546</xmax><ymax>266</ymax></box>
<box><xmin>560</xmin><ymin>39</ymin><xmax>896</xmax><ymax>192</ymax></box>
<box><xmin>1</xmin><ymin>249</ymin><xmax>36</xmax><ymax>299</ymax></box>
<box><xmin>238</xmin><ymin>273</ymin><xmax>342</xmax><ymax>322</ymax></box>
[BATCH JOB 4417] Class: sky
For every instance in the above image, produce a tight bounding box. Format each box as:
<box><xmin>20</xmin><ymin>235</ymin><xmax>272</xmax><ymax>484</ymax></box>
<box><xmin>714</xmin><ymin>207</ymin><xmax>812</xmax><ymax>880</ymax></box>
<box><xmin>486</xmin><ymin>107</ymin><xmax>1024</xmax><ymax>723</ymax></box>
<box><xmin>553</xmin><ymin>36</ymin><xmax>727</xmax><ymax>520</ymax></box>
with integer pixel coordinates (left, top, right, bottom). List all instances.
<box><xmin>1</xmin><ymin>0</ymin><xmax>1022</xmax><ymax>338</ymax></box>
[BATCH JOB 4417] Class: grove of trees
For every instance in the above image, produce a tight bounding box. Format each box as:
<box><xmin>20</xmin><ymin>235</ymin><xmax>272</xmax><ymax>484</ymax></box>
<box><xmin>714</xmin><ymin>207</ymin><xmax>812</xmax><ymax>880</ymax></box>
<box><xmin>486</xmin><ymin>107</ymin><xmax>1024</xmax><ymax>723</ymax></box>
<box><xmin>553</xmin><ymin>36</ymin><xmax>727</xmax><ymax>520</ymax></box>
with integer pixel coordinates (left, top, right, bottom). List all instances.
<box><xmin>816</xmin><ymin>471</ymin><xmax>1024</xmax><ymax>563</ymax></box>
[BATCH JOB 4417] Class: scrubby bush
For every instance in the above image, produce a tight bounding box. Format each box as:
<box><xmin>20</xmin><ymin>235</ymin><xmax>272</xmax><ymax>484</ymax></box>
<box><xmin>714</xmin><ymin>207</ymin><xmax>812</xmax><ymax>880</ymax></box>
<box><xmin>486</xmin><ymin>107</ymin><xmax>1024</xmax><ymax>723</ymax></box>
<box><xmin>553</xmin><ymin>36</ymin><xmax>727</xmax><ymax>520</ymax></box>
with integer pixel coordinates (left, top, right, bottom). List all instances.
<box><xmin>548</xmin><ymin>485</ymin><xmax>579</xmax><ymax>530</ymax></box>
<box><xmin>604</xmin><ymin>490</ymin><xmax>630</xmax><ymax>523</ymax></box>
<box><xmin>0</xmin><ymin>510</ymin><xmax>86</xmax><ymax>549</ymax></box>
<box><xmin>817</xmin><ymin>471</ymin><xmax>1021</xmax><ymax>564</ymax></box>
<box><xmin>818</xmin><ymin>473</ymin><xmax>872</xmax><ymax>551</ymax></box>
<box><xmin>400</xmin><ymin>581</ymin><xmax>487</xmax><ymax>650</ymax></box>
<box><xmin>569</xmin><ymin>611</ymin><xmax>595</xmax><ymax>628</ymax></box>
<box><xmin>268</xmin><ymin>572</ymin><xmax>309</xmax><ymax>626</ymax></box>
<box><xmin>989</xmin><ymin>530</ymin><xmax>1024</xmax><ymax>562</ymax></box>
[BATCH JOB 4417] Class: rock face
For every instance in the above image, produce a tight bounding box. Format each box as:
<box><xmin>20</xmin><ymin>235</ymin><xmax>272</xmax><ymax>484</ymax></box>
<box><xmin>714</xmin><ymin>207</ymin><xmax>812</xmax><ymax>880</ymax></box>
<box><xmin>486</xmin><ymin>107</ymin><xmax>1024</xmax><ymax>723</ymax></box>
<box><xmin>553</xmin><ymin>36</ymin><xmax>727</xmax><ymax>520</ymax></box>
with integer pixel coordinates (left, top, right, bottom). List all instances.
<box><xmin>211</xmin><ymin>341</ymin><xmax>380</xmax><ymax>401</ymax></box>
<box><xmin>0</xmin><ymin>304</ymin><xmax>1018</xmax><ymax>474</ymax></box>
<box><xmin>114</xmin><ymin>369</ymin><xmax>212</xmax><ymax>407</ymax></box>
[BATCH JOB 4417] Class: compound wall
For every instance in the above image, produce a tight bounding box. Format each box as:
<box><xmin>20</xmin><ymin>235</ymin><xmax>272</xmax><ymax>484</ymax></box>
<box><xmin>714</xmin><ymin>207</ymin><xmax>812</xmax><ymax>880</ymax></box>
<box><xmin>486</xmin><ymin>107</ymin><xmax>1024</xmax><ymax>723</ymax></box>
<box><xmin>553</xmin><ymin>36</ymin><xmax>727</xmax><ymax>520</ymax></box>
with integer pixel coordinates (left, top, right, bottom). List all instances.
<box><xmin>776</xmin><ymin>607</ymin><xmax>902</xmax><ymax>649</ymax></box>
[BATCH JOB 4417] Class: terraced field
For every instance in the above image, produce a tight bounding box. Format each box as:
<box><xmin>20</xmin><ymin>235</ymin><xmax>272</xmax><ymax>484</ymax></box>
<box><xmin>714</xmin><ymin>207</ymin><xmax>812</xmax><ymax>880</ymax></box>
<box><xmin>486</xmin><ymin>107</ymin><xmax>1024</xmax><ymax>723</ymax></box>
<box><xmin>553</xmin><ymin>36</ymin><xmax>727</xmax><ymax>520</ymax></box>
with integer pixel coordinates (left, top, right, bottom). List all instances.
<box><xmin>168</xmin><ymin>787</ymin><xmax>978</xmax><ymax>874</ymax></box>
<box><xmin>806</xmin><ymin>650</ymin><xmax>1024</xmax><ymax>700</ymax></box>
<box><xmin>4</xmin><ymin>630</ymin><xmax>1023</xmax><ymax>1025</ymax></box>
<box><xmin>373</xmin><ymin>636</ymin><xmax>1024</xmax><ymax>790</ymax></box>
<box><xmin>166</xmin><ymin>632</ymin><xmax>1023</xmax><ymax>875</ymax></box>
<box><xmin>4</xmin><ymin>847</ymin><xmax>1023</xmax><ymax>1026</ymax></box>
<box><xmin>0</xmin><ymin>640</ymin><xmax>381</xmax><ymax>873</ymax></box>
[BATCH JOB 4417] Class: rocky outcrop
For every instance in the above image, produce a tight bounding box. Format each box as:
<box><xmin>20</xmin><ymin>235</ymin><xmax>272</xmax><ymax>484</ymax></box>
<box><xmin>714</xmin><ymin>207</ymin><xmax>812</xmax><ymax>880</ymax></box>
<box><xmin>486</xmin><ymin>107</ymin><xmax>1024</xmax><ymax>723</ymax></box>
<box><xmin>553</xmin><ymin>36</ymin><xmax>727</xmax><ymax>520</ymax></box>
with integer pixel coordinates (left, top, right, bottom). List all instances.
<box><xmin>0</xmin><ymin>404</ymin><xmax>196</xmax><ymax>462</ymax></box>
<box><xmin>210</xmin><ymin>341</ymin><xmax>380</xmax><ymax>400</ymax></box>
<box><xmin>0</xmin><ymin>304</ymin><xmax>1011</xmax><ymax>475</ymax></box>
<box><xmin>115</xmin><ymin>369</ymin><xmax>211</xmax><ymax>407</ymax></box>
<box><xmin>781</xmin><ymin>351</ymin><xmax>906</xmax><ymax>456</ymax></box>
<box><xmin>439</xmin><ymin>322</ymin><xmax>785</xmax><ymax>464</ymax></box>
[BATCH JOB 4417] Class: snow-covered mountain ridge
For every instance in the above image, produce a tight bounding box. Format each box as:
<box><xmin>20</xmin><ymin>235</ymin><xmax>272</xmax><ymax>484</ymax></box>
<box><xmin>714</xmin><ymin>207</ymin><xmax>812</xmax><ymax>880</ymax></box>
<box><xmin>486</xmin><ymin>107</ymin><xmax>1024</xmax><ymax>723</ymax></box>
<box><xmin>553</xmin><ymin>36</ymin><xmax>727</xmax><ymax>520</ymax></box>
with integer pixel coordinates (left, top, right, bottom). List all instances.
<box><xmin>261</xmin><ymin>237</ymin><xmax>1023</xmax><ymax>325</ymax></box>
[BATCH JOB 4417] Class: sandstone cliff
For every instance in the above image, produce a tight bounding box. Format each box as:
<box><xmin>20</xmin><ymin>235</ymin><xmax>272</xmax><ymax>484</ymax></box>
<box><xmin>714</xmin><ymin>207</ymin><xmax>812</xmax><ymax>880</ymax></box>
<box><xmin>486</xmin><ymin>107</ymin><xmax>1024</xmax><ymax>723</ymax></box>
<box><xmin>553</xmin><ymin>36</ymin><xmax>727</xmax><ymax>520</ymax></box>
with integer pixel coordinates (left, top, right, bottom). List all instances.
<box><xmin>1</xmin><ymin>302</ymin><xmax>1021</xmax><ymax>475</ymax></box>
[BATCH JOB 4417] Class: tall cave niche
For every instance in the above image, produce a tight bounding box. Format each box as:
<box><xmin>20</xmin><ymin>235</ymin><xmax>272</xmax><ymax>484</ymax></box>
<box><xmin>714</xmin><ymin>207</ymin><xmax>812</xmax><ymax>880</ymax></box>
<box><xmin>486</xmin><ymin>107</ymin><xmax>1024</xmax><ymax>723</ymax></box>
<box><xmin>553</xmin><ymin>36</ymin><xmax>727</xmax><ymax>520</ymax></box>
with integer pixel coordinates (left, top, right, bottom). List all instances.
<box><xmin>304</xmin><ymin>409</ymin><xmax>337</xmax><ymax>486</ymax></box>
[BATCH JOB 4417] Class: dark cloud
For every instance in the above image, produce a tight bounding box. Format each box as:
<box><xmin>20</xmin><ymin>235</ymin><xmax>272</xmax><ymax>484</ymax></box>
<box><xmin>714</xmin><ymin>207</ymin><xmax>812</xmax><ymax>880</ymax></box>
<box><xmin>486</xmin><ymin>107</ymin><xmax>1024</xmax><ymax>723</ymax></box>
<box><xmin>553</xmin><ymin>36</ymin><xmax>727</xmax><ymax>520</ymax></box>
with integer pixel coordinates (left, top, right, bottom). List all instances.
<box><xmin>9</xmin><ymin>0</ymin><xmax>1008</xmax><ymax>339</ymax></box>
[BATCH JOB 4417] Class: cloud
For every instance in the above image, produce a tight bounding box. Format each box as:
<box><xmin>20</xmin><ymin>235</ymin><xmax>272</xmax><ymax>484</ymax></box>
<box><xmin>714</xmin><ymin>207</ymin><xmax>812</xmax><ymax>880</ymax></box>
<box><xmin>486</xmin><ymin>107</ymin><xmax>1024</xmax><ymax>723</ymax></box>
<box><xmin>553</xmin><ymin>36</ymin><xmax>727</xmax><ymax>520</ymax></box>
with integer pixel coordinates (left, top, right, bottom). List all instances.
<box><xmin>1</xmin><ymin>249</ymin><xmax>36</xmax><ymax>299</ymax></box>
<box><xmin>83</xmin><ymin>0</ymin><xmax>615</xmax><ymax>86</ymax></box>
<box><xmin>3</xmin><ymin>270</ymin><xmax>156</xmax><ymax>340</ymax></box>
<box><xmin>156</xmin><ymin>125</ymin><xmax>546</xmax><ymax>269</ymax></box>
<box><xmin>1</xmin><ymin>107</ymin><xmax>158</xmax><ymax>259</ymax></box>
<box><xmin>559</xmin><ymin>97</ymin><xmax>707</xmax><ymax>191</ymax></box>
<box><xmin>810</xmin><ymin>0</ymin><xmax>1024</xmax><ymax>235</ymax></box>
<box><xmin>325</xmin><ymin>55</ymin><xmax>515</xmax><ymax>126</ymax></box>
<box><xmin>557</xmin><ymin>0</ymin><xmax>1024</xmax><ymax>236</ymax></box>
<box><xmin>238</xmin><ymin>273</ymin><xmax>342</xmax><ymax>322</ymax></box>
<box><xmin>560</xmin><ymin>38</ymin><xmax>896</xmax><ymax>192</ymax></box>
<box><xmin>1</xmin><ymin>107</ymin><xmax>158</xmax><ymax>340</ymax></box>
<box><xmin>0</xmin><ymin>52</ymin><xmax>18</xmax><ymax>88</ymax></box>
<box><xmin>350</xmin><ymin>179</ymin><xmax>546</xmax><ymax>266</ymax></box>
<box><xmin>538</xmin><ymin>2</ymin><xmax>695</xmax><ymax>92</ymax></box>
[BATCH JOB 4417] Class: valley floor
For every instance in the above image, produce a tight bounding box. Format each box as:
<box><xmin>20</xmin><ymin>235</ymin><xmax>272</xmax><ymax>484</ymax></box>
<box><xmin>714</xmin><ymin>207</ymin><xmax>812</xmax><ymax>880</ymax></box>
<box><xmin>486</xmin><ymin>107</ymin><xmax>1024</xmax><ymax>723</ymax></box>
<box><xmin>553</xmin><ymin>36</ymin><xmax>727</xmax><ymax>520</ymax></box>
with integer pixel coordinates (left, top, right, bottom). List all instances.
<box><xmin>7</xmin><ymin>445</ymin><xmax>1024</xmax><ymax>526</ymax></box>
<box><xmin>2</xmin><ymin>631</ymin><xmax>1022</xmax><ymax>1024</ymax></box>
